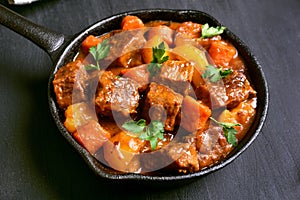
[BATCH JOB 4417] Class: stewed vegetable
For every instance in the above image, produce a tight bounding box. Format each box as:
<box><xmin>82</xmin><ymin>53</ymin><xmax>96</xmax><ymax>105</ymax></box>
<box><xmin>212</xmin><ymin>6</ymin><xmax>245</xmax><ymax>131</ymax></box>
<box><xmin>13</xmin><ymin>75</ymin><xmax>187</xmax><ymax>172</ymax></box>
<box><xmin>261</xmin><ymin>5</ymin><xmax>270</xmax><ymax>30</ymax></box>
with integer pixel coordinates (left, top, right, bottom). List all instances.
<box><xmin>53</xmin><ymin>15</ymin><xmax>257</xmax><ymax>174</ymax></box>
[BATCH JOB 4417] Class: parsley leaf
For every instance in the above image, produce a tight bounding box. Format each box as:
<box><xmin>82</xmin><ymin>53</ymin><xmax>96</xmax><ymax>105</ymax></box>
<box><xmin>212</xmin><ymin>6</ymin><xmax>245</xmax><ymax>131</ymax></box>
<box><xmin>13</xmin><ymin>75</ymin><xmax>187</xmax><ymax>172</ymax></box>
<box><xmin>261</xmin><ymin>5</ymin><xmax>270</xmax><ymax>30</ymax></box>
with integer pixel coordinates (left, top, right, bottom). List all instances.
<box><xmin>202</xmin><ymin>65</ymin><xmax>232</xmax><ymax>82</ymax></box>
<box><xmin>122</xmin><ymin>119</ymin><xmax>146</xmax><ymax>134</ymax></box>
<box><xmin>210</xmin><ymin>117</ymin><xmax>241</xmax><ymax>146</ymax></box>
<box><xmin>85</xmin><ymin>39</ymin><xmax>110</xmax><ymax>71</ymax></box>
<box><xmin>201</xmin><ymin>23</ymin><xmax>226</xmax><ymax>39</ymax></box>
<box><xmin>152</xmin><ymin>42</ymin><xmax>169</xmax><ymax>64</ymax></box>
<box><xmin>147</xmin><ymin>42</ymin><xmax>169</xmax><ymax>76</ymax></box>
<box><xmin>122</xmin><ymin>119</ymin><xmax>165</xmax><ymax>150</ymax></box>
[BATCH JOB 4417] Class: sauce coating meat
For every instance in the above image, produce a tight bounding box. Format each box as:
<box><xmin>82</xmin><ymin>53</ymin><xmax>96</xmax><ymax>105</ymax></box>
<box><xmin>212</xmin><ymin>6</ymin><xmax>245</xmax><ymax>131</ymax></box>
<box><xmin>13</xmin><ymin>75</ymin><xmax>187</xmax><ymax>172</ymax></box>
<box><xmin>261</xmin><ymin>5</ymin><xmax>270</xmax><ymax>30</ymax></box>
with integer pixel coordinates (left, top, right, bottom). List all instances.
<box><xmin>52</xmin><ymin>16</ymin><xmax>257</xmax><ymax>174</ymax></box>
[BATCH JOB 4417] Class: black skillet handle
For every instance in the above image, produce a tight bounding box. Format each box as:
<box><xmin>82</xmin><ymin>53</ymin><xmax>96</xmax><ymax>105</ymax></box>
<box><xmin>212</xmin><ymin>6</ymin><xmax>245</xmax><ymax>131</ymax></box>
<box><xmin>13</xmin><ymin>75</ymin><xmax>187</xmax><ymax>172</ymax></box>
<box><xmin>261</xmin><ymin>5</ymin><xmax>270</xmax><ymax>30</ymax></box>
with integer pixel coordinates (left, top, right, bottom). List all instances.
<box><xmin>0</xmin><ymin>4</ymin><xmax>66</xmax><ymax>62</ymax></box>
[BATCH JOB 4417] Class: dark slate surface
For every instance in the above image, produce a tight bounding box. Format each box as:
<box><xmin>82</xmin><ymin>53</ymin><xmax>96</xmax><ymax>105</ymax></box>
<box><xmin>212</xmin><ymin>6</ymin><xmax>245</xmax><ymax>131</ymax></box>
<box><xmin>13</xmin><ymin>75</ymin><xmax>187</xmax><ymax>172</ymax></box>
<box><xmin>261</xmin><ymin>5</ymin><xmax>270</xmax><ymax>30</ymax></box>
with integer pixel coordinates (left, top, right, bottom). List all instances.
<box><xmin>0</xmin><ymin>0</ymin><xmax>299</xmax><ymax>199</ymax></box>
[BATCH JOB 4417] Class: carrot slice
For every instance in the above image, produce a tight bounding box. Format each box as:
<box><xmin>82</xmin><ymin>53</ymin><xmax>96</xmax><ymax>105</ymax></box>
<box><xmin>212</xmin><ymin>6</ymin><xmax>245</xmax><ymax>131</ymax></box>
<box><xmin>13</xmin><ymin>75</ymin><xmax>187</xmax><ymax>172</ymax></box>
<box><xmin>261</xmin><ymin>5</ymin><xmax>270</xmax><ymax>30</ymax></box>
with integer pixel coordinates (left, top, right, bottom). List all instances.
<box><xmin>121</xmin><ymin>15</ymin><xmax>144</xmax><ymax>30</ymax></box>
<box><xmin>208</xmin><ymin>40</ymin><xmax>237</xmax><ymax>66</ymax></box>
<box><xmin>181</xmin><ymin>96</ymin><xmax>211</xmax><ymax>132</ymax></box>
<box><xmin>73</xmin><ymin>120</ymin><xmax>111</xmax><ymax>155</ymax></box>
<box><xmin>81</xmin><ymin>35</ymin><xmax>103</xmax><ymax>53</ymax></box>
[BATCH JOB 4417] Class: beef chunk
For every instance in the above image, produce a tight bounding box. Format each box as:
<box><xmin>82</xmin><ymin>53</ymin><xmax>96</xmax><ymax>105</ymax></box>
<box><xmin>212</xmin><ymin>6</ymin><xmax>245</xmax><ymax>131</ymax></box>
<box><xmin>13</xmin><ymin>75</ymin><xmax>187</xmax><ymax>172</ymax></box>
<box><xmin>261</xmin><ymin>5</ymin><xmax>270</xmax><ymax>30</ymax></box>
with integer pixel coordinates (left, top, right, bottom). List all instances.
<box><xmin>174</xmin><ymin>21</ymin><xmax>202</xmax><ymax>47</ymax></box>
<box><xmin>196</xmin><ymin>35</ymin><xmax>221</xmax><ymax>51</ymax></box>
<box><xmin>139</xmin><ymin>135</ymin><xmax>199</xmax><ymax>174</ymax></box>
<box><xmin>121</xmin><ymin>64</ymin><xmax>150</xmax><ymax>92</ymax></box>
<box><xmin>95</xmin><ymin>71</ymin><xmax>140</xmax><ymax>116</ymax></box>
<box><xmin>196</xmin><ymin>126</ymin><xmax>232</xmax><ymax>169</ymax></box>
<box><xmin>155</xmin><ymin>60</ymin><xmax>194</xmax><ymax>95</ymax></box>
<box><xmin>106</xmin><ymin>29</ymin><xmax>146</xmax><ymax>68</ymax></box>
<box><xmin>196</xmin><ymin>71</ymin><xmax>256</xmax><ymax>109</ymax></box>
<box><xmin>167</xmin><ymin>137</ymin><xmax>200</xmax><ymax>173</ymax></box>
<box><xmin>176</xmin><ymin>21</ymin><xmax>202</xmax><ymax>39</ymax></box>
<box><xmin>53</xmin><ymin>60</ymin><xmax>88</xmax><ymax>109</ymax></box>
<box><xmin>143</xmin><ymin>83</ymin><xmax>183</xmax><ymax>131</ymax></box>
<box><xmin>222</xmin><ymin>71</ymin><xmax>256</xmax><ymax>108</ymax></box>
<box><xmin>228</xmin><ymin>56</ymin><xmax>246</xmax><ymax>74</ymax></box>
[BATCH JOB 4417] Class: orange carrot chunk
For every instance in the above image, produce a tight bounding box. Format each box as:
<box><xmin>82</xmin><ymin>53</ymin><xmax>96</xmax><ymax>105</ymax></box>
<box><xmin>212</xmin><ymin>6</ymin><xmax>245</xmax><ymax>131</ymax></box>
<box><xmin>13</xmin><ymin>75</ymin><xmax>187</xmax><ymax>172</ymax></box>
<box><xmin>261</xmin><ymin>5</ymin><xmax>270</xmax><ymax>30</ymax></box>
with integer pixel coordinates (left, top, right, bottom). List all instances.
<box><xmin>73</xmin><ymin>120</ymin><xmax>111</xmax><ymax>155</ymax></box>
<box><xmin>81</xmin><ymin>35</ymin><xmax>103</xmax><ymax>53</ymax></box>
<box><xmin>121</xmin><ymin>15</ymin><xmax>144</xmax><ymax>30</ymax></box>
<box><xmin>181</xmin><ymin>96</ymin><xmax>211</xmax><ymax>132</ymax></box>
<box><xmin>208</xmin><ymin>40</ymin><xmax>237</xmax><ymax>67</ymax></box>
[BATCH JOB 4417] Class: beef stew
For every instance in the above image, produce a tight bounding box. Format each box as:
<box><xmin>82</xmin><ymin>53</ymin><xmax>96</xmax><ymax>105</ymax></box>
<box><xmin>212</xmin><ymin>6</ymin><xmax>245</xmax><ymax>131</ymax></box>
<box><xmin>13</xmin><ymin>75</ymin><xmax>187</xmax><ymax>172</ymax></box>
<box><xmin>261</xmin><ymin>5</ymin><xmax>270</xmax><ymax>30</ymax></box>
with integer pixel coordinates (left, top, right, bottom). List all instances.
<box><xmin>52</xmin><ymin>15</ymin><xmax>257</xmax><ymax>175</ymax></box>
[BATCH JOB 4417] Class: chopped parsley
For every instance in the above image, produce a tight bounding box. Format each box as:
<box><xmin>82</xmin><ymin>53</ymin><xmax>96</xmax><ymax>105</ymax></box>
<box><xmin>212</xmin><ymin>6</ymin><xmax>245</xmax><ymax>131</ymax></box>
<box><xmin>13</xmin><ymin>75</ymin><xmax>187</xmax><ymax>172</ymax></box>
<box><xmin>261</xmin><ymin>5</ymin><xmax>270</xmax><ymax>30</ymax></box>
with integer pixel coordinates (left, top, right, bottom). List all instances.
<box><xmin>201</xmin><ymin>23</ymin><xmax>226</xmax><ymax>39</ymax></box>
<box><xmin>210</xmin><ymin>117</ymin><xmax>241</xmax><ymax>146</ymax></box>
<box><xmin>147</xmin><ymin>42</ymin><xmax>169</xmax><ymax>76</ymax></box>
<box><xmin>85</xmin><ymin>39</ymin><xmax>110</xmax><ymax>70</ymax></box>
<box><xmin>122</xmin><ymin>119</ymin><xmax>165</xmax><ymax>150</ymax></box>
<box><xmin>202</xmin><ymin>65</ymin><xmax>232</xmax><ymax>82</ymax></box>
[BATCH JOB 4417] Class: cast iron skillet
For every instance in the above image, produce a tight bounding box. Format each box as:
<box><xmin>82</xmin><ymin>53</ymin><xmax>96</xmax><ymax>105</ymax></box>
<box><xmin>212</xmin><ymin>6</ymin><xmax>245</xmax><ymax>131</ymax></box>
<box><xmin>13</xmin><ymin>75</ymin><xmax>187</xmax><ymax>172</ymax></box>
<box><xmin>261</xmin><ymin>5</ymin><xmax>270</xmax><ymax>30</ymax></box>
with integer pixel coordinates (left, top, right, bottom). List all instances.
<box><xmin>0</xmin><ymin>5</ymin><xmax>268</xmax><ymax>184</ymax></box>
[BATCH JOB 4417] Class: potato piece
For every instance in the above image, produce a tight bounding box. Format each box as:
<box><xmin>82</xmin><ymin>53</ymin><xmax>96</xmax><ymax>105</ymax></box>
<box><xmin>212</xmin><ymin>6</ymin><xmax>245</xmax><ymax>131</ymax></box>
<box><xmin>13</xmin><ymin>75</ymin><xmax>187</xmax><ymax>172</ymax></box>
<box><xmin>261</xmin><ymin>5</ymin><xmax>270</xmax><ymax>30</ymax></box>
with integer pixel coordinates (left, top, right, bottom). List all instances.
<box><xmin>218</xmin><ymin>109</ymin><xmax>240</xmax><ymax>126</ymax></box>
<box><xmin>181</xmin><ymin>96</ymin><xmax>211</xmax><ymax>132</ymax></box>
<box><xmin>103</xmin><ymin>131</ymin><xmax>145</xmax><ymax>172</ymax></box>
<box><xmin>73</xmin><ymin>120</ymin><xmax>111</xmax><ymax>155</ymax></box>
<box><xmin>147</xmin><ymin>26</ymin><xmax>174</xmax><ymax>46</ymax></box>
<box><xmin>64</xmin><ymin>102</ymin><xmax>97</xmax><ymax>133</ymax></box>
<box><xmin>172</xmin><ymin>44</ymin><xmax>208</xmax><ymax>72</ymax></box>
<box><xmin>218</xmin><ymin>98</ymin><xmax>256</xmax><ymax>140</ymax></box>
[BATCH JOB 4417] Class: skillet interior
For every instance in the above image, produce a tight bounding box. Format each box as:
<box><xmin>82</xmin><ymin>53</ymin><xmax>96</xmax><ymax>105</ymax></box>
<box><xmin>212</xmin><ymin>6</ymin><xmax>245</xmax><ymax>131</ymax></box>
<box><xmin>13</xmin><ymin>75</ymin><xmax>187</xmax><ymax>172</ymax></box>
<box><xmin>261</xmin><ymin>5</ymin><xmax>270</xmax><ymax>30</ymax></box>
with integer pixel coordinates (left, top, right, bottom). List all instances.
<box><xmin>48</xmin><ymin>9</ymin><xmax>268</xmax><ymax>183</ymax></box>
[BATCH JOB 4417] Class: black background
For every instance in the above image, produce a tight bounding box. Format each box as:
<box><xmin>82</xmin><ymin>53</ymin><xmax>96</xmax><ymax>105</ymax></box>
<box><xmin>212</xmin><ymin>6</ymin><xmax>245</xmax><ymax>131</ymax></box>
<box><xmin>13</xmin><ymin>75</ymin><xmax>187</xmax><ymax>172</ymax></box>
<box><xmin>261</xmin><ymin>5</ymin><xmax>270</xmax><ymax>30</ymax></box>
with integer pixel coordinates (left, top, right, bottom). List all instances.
<box><xmin>0</xmin><ymin>0</ymin><xmax>299</xmax><ymax>199</ymax></box>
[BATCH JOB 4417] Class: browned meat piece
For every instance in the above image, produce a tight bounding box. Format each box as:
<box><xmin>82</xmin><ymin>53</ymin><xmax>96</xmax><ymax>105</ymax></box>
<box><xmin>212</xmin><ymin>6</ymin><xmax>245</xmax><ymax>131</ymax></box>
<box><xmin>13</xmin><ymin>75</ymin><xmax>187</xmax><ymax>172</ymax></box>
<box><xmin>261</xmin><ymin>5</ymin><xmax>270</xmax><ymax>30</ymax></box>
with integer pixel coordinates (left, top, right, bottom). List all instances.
<box><xmin>228</xmin><ymin>56</ymin><xmax>246</xmax><ymax>74</ymax></box>
<box><xmin>143</xmin><ymin>83</ymin><xmax>183</xmax><ymax>131</ymax></box>
<box><xmin>174</xmin><ymin>21</ymin><xmax>202</xmax><ymax>47</ymax></box>
<box><xmin>95</xmin><ymin>71</ymin><xmax>140</xmax><ymax>116</ymax></box>
<box><xmin>196</xmin><ymin>35</ymin><xmax>221</xmax><ymax>51</ymax></box>
<box><xmin>196</xmin><ymin>126</ymin><xmax>232</xmax><ymax>169</ymax></box>
<box><xmin>105</xmin><ymin>29</ymin><xmax>146</xmax><ymax>68</ymax></box>
<box><xmin>121</xmin><ymin>64</ymin><xmax>150</xmax><ymax>92</ymax></box>
<box><xmin>167</xmin><ymin>137</ymin><xmax>200</xmax><ymax>173</ymax></box>
<box><xmin>196</xmin><ymin>71</ymin><xmax>256</xmax><ymax>109</ymax></box>
<box><xmin>53</xmin><ymin>60</ymin><xmax>88</xmax><ymax>109</ymax></box>
<box><xmin>154</xmin><ymin>60</ymin><xmax>194</xmax><ymax>95</ymax></box>
<box><xmin>176</xmin><ymin>21</ymin><xmax>202</xmax><ymax>39</ymax></box>
<box><xmin>223</xmin><ymin>71</ymin><xmax>256</xmax><ymax>108</ymax></box>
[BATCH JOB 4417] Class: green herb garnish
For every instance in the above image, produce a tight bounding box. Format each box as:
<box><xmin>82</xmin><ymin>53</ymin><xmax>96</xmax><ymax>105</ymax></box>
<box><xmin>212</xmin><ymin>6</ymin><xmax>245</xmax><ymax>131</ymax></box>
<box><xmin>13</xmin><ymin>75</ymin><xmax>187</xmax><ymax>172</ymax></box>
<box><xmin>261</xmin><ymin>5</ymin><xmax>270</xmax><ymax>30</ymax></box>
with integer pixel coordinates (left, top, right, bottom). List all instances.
<box><xmin>202</xmin><ymin>65</ymin><xmax>232</xmax><ymax>82</ymax></box>
<box><xmin>147</xmin><ymin>42</ymin><xmax>169</xmax><ymax>76</ymax></box>
<box><xmin>210</xmin><ymin>117</ymin><xmax>241</xmax><ymax>146</ymax></box>
<box><xmin>201</xmin><ymin>23</ymin><xmax>226</xmax><ymax>39</ymax></box>
<box><xmin>122</xmin><ymin>119</ymin><xmax>164</xmax><ymax>150</ymax></box>
<box><xmin>85</xmin><ymin>39</ymin><xmax>110</xmax><ymax>70</ymax></box>
<box><xmin>122</xmin><ymin>119</ymin><xmax>146</xmax><ymax>134</ymax></box>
